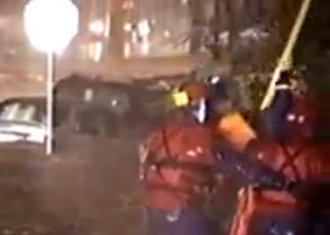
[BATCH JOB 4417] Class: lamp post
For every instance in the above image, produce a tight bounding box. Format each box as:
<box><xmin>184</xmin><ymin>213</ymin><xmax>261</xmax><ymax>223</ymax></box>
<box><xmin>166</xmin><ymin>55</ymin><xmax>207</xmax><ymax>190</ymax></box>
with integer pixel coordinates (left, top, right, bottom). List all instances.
<box><xmin>24</xmin><ymin>0</ymin><xmax>79</xmax><ymax>155</ymax></box>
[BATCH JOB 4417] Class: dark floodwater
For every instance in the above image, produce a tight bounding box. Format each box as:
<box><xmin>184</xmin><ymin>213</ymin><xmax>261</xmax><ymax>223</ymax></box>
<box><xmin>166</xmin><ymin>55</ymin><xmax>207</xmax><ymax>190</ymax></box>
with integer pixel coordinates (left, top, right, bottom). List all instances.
<box><xmin>0</xmin><ymin>138</ymin><xmax>145</xmax><ymax>235</ymax></box>
<box><xmin>0</xmin><ymin>134</ymin><xmax>238</xmax><ymax>235</ymax></box>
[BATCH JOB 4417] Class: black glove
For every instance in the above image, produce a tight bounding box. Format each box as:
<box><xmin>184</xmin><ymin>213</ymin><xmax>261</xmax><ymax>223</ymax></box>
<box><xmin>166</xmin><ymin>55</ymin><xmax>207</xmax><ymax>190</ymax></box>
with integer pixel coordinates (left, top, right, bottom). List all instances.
<box><xmin>285</xmin><ymin>180</ymin><xmax>310</xmax><ymax>200</ymax></box>
<box><xmin>304</xmin><ymin>181</ymin><xmax>330</xmax><ymax>207</ymax></box>
<box><xmin>285</xmin><ymin>180</ymin><xmax>330</xmax><ymax>205</ymax></box>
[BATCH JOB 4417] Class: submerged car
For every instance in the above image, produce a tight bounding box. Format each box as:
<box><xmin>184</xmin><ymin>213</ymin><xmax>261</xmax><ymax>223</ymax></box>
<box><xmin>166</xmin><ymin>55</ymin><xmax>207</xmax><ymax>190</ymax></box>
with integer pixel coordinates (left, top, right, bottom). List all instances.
<box><xmin>0</xmin><ymin>97</ymin><xmax>69</xmax><ymax>144</ymax></box>
<box><xmin>0</xmin><ymin>95</ymin><xmax>122</xmax><ymax>146</ymax></box>
<box><xmin>54</xmin><ymin>73</ymin><xmax>170</xmax><ymax>132</ymax></box>
<box><xmin>0</xmin><ymin>97</ymin><xmax>47</xmax><ymax>144</ymax></box>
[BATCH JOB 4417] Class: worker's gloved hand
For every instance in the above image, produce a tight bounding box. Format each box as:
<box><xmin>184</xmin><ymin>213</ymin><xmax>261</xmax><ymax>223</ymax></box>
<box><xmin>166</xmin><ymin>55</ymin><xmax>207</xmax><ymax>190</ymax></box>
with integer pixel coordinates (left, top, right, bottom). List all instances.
<box><xmin>215</xmin><ymin>148</ymin><xmax>293</xmax><ymax>190</ymax></box>
<box><xmin>285</xmin><ymin>180</ymin><xmax>313</xmax><ymax>201</ymax></box>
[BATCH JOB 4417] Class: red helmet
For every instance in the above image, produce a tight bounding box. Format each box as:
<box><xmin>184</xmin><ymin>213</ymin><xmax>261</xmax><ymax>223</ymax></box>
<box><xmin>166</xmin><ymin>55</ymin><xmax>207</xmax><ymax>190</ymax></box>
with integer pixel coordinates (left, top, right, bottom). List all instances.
<box><xmin>179</xmin><ymin>81</ymin><xmax>208</xmax><ymax>102</ymax></box>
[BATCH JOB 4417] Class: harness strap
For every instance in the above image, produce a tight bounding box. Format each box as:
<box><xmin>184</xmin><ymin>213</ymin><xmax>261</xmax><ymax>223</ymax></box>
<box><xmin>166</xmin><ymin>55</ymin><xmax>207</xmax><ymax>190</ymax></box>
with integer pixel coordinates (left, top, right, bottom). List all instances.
<box><xmin>143</xmin><ymin>121</ymin><xmax>214</xmax><ymax>206</ymax></box>
<box><xmin>161</xmin><ymin>125</ymin><xmax>175</xmax><ymax>160</ymax></box>
<box><xmin>278</xmin><ymin>145</ymin><xmax>304</xmax><ymax>181</ymax></box>
<box><xmin>148</xmin><ymin>158</ymin><xmax>211</xmax><ymax>173</ymax></box>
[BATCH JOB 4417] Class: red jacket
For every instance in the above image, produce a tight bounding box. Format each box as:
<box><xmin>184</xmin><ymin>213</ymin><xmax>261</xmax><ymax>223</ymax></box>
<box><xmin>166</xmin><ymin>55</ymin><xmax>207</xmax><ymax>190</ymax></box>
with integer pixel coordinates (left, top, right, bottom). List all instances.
<box><xmin>230</xmin><ymin>140</ymin><xmax>330</xmax><ymax>235</ymax></box>
<box><xmin>141</xmin><ymin>116</ymin><xmax>215</xmax><ymax>211</ymax></box>
<box><xmin>216</xmin><ymin>110</ymin><xmax>330</xmax><ymax>235</ymax></box>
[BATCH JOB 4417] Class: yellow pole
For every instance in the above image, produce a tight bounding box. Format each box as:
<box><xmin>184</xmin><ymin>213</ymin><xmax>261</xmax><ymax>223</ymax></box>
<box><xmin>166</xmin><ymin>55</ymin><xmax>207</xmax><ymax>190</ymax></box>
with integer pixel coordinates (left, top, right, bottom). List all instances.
<box><xmin>260</xmin><ymin>0</ymin><xmax>313</xmax><ymax>111</ymax></box>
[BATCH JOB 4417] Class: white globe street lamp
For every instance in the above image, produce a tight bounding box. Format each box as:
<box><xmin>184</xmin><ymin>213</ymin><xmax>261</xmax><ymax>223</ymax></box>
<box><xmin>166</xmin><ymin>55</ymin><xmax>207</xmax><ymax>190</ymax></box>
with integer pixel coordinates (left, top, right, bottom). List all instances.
<box><xmin>24</xmin><ymin>0</ymin><xmax>79</xmax><ymax>155</ymax></box>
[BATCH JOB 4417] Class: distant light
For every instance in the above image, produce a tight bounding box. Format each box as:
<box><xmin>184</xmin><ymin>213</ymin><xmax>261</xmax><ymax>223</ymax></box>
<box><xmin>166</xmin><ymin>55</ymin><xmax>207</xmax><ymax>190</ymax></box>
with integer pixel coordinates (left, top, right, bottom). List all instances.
<box><xmin>138</xmin><ymin>20</ymin><xmax>150</xmax><ymax>36</ymax></box>
<box><xmin>181</xmin><ymin>0</ymin><xmax>189</xmax><ymax>5</ymax></box>
<box><xmin>124</xmin><ymin>22</ymin><xmax>132</xmax><ymax>32</ymax></box>
<box><xmin>141</xmin><ymin>41</ymin><xmax>150</xmax><ymax>55</ymax></box>
<box><xmin>210</xmin><ymin>76</ymin><xmax>220</xmax><ymax>84</ymax></box>
<box><xmin>164</xmin><ymin>30</ymin><xmax>171</xmax><ymax>38</ymax></box>
<box><xmin>104</xmin><ymin>14</ymin><xmax>110</xmax><ymax>37</ymax></box>
<box><xmin>84</xmin><ymin>88</ymin><xmax>94</xmax><ymax>102</ymax></box>
<box><xmin>24</xmin><ymin>0</ymin><xmax>79</xmax><ymax>54</ymax></box>
<box><xmin>124</xmin><ymin>42</ymin><xmax>131</xmax><ymax>58</ymax></box>
<box><xmin>93</xmin><ymin>42</ymin><xmax>103</xmax><ymax>62</ymax></box>
<box><xmin>88</xmin><ymin>41</ymin><xmax>103</xmax><ymax>62</ymax></box>
<box><xmin>131</xmin><ymin>31</ymin><xmax>138</xmax><ymax>43</ymax></box>
<box><xmin>89</xmin><ymin>20</ymin><xmax>104</xmax><ymax>35</ymax></box>
<box><xmin>111</xmin><ymin>100</ymin><xmax>119</xmax><ymax>106</ymax></box>
<box><xmin>123</xmin><ymin>0</ymin><xmax>134</xmax><ymax>10</ymax></box>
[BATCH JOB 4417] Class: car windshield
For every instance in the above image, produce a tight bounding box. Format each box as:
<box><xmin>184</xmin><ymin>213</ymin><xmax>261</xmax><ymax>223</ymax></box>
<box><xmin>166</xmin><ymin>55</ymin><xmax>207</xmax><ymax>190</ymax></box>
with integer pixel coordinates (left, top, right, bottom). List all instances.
<box><xmin>0</xmin><ymin>101</ymin><xmax>44</xmax><ymax>125</ymax></box>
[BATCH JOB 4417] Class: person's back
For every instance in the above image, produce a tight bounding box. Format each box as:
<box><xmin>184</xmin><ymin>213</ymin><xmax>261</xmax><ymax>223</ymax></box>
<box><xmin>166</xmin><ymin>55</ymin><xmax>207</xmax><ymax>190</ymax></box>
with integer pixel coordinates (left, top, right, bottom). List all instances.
<box><xmin>140</xmin><ymin>81</ymin><xmax>220</xmax><ymax>235</ymax></box>
<box><xmin>143</xmin><ymin>115</ymin><xmax>215</xmax><ymax>211</ymax></box>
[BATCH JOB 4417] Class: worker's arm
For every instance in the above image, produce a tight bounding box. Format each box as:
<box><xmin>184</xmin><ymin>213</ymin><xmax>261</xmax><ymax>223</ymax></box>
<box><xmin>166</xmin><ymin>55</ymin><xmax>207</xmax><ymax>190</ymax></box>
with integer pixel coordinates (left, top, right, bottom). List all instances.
<box><xmin>213</xmin><ymin>74</ymin><xmax>293</xmax><ymax>152</ymax></box>
<box><xmin>213</xmin><ymin>145</ymin><xmax>306</xmax><ymax>198</ymax></box>
<box><xmin>208</xmin><ymin>80</ymin><xmax>257</xmax><ymax>152</ymax></box>
<box><xmin>214</xmin><ymin>146</ymin><xmax>287</xmax><ymax>190</ymax></box>
<box><xmin>260</xmin><ymin>73</ymin><xmax>294</xmax><ymax>141</ymax></box>
<box><xmin>216</xmin><ymin>112</ymin><xmax>256</xmax><ymax>152</ymax></box>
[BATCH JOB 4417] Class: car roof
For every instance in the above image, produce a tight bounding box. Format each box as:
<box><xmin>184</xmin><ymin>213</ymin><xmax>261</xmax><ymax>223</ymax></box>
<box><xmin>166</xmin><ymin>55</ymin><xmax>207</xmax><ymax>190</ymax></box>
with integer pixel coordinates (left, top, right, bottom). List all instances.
<box><xmin>0</xmin><ymin>96</ymin><xmax>73</xmax><ymax>109</ymax></box>
<box><xmin>1</xmin><ymin>96</ymin><xmax>46</xmax><ymax>105</ymax></box>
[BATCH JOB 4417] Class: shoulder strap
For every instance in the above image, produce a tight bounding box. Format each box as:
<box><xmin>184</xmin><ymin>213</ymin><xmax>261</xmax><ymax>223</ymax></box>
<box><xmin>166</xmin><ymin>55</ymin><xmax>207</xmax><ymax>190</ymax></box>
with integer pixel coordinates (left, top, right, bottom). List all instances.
<box><xmin>142</xmin><ymin>123</ymin><xmax>176</xmax><ymax>163</ymax></box>
<box><xmin>161</xmin><ymin>125</ymin><xmax>176</xmax><ymax>160</ymax></box>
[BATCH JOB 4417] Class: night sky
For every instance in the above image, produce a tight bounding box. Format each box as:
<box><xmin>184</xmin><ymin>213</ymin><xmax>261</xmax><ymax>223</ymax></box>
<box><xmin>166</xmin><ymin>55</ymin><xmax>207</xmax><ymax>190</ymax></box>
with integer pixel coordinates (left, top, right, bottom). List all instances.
<box><xmin>297</xmin><ymin>0</ymin><xmax>330</xmax><ymax>57</ymax></box>
<box><xmin>295</xmin><ymin>0</ymin><xmax>330</xmax><ymax>94</ymax></box>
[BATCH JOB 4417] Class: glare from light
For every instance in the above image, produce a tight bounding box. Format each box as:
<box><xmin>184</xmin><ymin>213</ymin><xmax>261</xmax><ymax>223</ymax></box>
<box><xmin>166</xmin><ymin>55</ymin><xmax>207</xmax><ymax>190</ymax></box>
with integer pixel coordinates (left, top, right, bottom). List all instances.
<box><xmin>124</xmin><ymin>42</ymin><xmax>131</xmax><ymax>58</ymax></box>
<box><xmin>24</xmin><ymin>0</ymin><xmax>79</xmax><ymax>54</ymax></box>
<box><xmin>89</xmin><ymin>20</ymin><xmax>104</xmax><ymax>35</ymax></box>
<box><xmin>164</xmin><ymin>30</ymin><xmax>171</xmax><ymax>38</ymax></box>
<box><xmin>104</xmin><ymin>14</ymin><xmax>110</xmax><ymax>37</ymax></box>
<box><xmin>88</xmin><ymin>41</ymin><xmax>103</xmax><ymax>62</ymax></box>
<box><xmin>111</xmin><ymin>100</ymin><xmax>119</xmax><ymax>106</ymax></box>
<box><xmin>210</xmin><ymin>76</ymin><xmax>220</xmax><ymax>84</ymax></box>
<box><xmin>132</xmin><ymin>31</ymin><xmax>138</xmax><ymax>43</ymax></box>
<box><xmin>94</xmin><ymin>42</ymin><xmax>103</xmax><ymax>62</ymax></box>
<box><xmin>123</xmin><ymin>0</ymin><xmax>134</xmax><ymax>10</ymax></box>
<box><xmin>138</xmin><ymin>20</ymin><xmax>150</xmax><ymax>37</ymax></box>
<box><xmin>141</xmin><ymin>41</ymin><xmax>150</xmax><ymax>55</ymax></box>
<box><xmin>84</xmin><ymin>88</ymin><xmax>94</xmax><ymax>102</ymax></box>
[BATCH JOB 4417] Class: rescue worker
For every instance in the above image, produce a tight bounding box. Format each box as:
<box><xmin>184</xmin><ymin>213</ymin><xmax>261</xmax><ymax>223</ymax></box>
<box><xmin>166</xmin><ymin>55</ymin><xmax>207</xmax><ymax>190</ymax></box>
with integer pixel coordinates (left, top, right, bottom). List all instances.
<box><xmin>214</xmin><ymin>71</ymin><xmax>330</xmax><ymax>235</ymax></box>
<box><xmin>140</xmin><ymin>81</ymin><xmax>219</xmax><ymax>235</ymax></box>
<box><xmin>140</xmin><ymin>78</ymin><xmax>302</xmax><ymax>235</ymax></box>
<box><xmin>260</xmin><ymin>70</ymin><xmax>295</xmax><ymax>142</ymax></box>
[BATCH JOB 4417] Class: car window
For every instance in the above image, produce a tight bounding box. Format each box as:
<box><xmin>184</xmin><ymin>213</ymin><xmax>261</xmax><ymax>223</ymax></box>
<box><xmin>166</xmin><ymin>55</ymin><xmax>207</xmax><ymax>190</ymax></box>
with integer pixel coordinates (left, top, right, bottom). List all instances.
<box><xmin>90</xmin><ymin>88</ymin><xmax>131</xmax><ymax>116</ymax></box>
<box><xmin>0</xmin><ymin>102</ymin><xmax>43</xmax><ymax>124</ymax></box>
<box><xmin>76</xmin><ymin>107</ymin><xmax>117</xmax><ymax>137</ymax></box>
